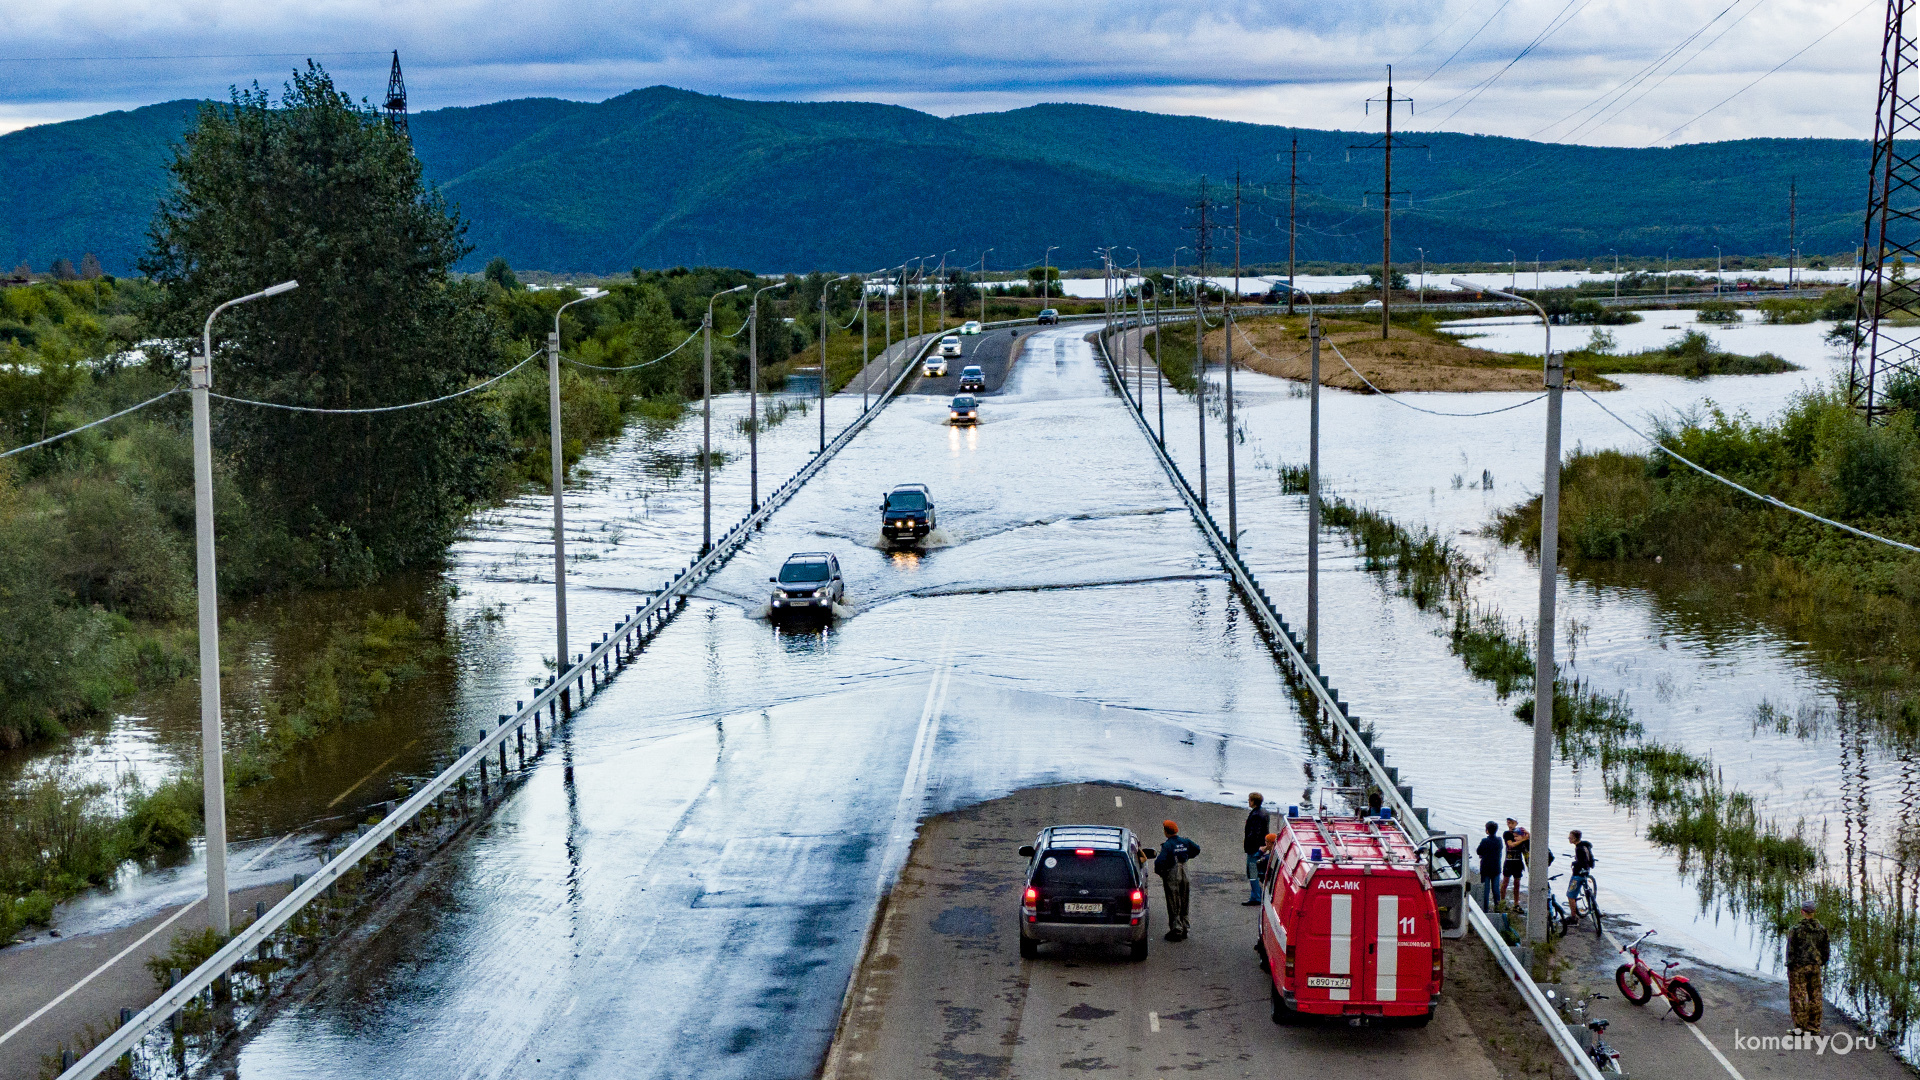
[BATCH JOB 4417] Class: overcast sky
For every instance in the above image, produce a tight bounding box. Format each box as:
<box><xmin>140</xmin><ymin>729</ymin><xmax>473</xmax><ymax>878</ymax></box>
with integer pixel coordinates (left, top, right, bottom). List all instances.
<box><xmin>0</xmin><ymin>0</ymin><xmax>1883</xmax><ymax>145</ymax></box>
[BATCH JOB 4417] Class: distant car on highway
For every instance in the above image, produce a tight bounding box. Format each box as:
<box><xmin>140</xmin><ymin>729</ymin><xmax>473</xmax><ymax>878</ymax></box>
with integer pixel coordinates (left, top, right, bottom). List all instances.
<box><xmin>923</xmin><ymin>356</ymin><xmax>948</xmax><ymax>377</ymax></box>
<box><xmin>1017</xmin><ymin>825</ymin><xmax>1151</xmax><ymax>961</ymax></box>
<box><xmin>768</xmin><ymin>552</ymin><xmax>843</xmax><ymax>619</ymax></box>
<box><xmin>949</xmin><ymin>395</ymin><xmax>979</xmax><ymax>425</ymax></box>
<box><xmin>1037</xmin><ymin>309</ymin><xmax>1060</xmax><ymax>325</ymax></box>
<box><xmin>939</xmin><ymin>335</ymin><xmax>963</xmax><ymax>358</ymax></box>
<box><xmin>958</xmin><ymin>365</ymin><xmax>985</xmax><ymax>391</ymax></box>
<box><xmin>1362</xmin><ymin>299</ymin><xmax>1383</xmax><ymax>310</ymax></box>
<box><xmin>881</xmin><ymin>483</ymin><xmax>935</xmax><ymax>544</ymax></box>
<box><xmin>959</xmin><ymin>320</ymin><xmax>982</xmax><ymax>335</ymax></box>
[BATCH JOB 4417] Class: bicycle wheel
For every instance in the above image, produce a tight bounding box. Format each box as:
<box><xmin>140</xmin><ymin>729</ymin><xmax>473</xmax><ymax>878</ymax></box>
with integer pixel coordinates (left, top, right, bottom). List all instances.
<box><xmin>1669</xmin><ymin>980</ymin><xmax>1704</xmax><ymax>1022</ymax></box>
<box><xmin>1616</xmin><ymin>964</ymin><xmax>1654</xmax><ymax>1004</ymax></box>
<box><xmin>1584</xmin><ymin>883</ymin><xmax>1603</xmax><ymax>936</ymax></box>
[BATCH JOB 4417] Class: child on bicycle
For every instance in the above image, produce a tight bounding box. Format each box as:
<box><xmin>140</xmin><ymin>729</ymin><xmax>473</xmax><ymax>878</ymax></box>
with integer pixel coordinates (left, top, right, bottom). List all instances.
<box><xmin>1564</xmin><ymin>829</ymin><xmax>1595</xmax><ymax>928</ymax></box>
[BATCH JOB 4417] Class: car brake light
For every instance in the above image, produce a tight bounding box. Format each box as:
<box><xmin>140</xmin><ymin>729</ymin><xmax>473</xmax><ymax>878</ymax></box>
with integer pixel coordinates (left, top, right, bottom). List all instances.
<box><xmin>1284</xmin><ymin>944</ymin><xmax>1296</xmax><ymax>978</ymax></box>
<box><xmin>1074</xmin><ymin>849</ymin><xmax>1094</xmax><ymax>856</ymax></box>
<box><xmin>1024</xmin><ymin>887</ymin><xmax>1037</xmax><ymax>904</ymax></box>
<box><xmin>1130</xmin><ymin>889</ymin><xmax>1144</xmax><ymax>911</ymax></box>
<box><xmin>1431</xmin><ymin>950</ymin><xmax>1444</xmax><ymax>979</ymax></box>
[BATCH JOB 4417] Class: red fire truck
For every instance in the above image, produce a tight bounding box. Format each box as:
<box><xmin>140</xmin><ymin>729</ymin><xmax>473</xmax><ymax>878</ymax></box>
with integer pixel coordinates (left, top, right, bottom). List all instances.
<box><xmin>1259</xmin><ymin>804</ymin><xmax>1461</xmax><ymax>1027</ymax></box>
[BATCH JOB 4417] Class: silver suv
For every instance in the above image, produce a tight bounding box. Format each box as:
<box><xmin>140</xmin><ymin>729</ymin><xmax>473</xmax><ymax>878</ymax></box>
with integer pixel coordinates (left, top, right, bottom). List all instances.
<box><xmin>768</xmin><ymin>552</ymin><xmax>843</xmax><ymax>618</ymax></box>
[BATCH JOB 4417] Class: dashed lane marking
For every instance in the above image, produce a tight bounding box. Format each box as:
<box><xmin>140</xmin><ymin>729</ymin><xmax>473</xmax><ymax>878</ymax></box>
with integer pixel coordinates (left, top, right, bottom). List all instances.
<box><xmin>1149</xmin><ymin>1011</ymin><xmax>1160</xmax><ymax>1033</ymax></box>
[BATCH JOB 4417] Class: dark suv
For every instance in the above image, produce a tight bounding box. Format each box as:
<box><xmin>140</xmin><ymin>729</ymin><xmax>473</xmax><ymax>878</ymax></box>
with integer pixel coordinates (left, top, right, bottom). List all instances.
<box><xmin>1017</xmin><ymin>825</ymin><xmax>1150</xmax><ymax>961</ymax></box>
<box><xmin>768</xmin><ymin>552</ymin><xmax>843</xmax><ymax>619</ymax></box>
<box><xmin>958</xmin><ymin>365</ymin><xmax>985</xmax><ymax>391</ymax></box>
<box><xmin>881</xmin><ymin>484</ymin><xmax>935</xmax><ymax>544</ymax></box>
<box><xmin>1037</xmin><ymin>308</ymin><xmax>1060</xmax><ymax>325</ymax></box>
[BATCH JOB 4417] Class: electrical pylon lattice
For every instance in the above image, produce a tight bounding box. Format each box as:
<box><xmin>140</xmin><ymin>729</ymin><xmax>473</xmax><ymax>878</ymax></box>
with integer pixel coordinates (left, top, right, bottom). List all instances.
<box><xmin>1850</xmin><ymin>0</ymin><xmax>1920</xmax><ymax>420</ymax></box>
<box><xmin>384</xmin><ymin>51</ymin><xmax>409</xmax><ymax>137</ymax></box>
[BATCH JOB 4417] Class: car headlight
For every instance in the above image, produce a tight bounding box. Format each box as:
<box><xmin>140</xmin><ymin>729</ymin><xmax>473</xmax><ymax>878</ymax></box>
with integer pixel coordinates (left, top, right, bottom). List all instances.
<box><xmin>814</xmin><ymin>587</ymin><xmax>831</xmax><ymax>598</ymax></box>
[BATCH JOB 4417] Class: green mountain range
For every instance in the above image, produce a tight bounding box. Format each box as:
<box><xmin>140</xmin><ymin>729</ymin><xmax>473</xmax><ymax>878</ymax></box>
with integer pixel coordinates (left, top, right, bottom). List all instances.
<box><xmin>0</xmin><ymin>85</ymin><xmax>1873</xmax><ymax>276</ymax></box>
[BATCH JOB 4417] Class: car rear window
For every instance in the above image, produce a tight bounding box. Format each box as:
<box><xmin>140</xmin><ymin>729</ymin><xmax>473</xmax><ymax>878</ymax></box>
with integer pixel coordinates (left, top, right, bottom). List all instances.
<box><xmin>1033</xmin><ymin>850</ymin><xmax>1133</xmax><ymax>891</ymax></box>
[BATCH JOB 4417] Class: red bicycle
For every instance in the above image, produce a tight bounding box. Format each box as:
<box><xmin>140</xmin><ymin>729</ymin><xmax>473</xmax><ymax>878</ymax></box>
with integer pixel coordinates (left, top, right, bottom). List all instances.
<box><xmin>1615</xmin><ymin>930</ymin><xmax>1703</xmax><ymax>1022</ymax></box>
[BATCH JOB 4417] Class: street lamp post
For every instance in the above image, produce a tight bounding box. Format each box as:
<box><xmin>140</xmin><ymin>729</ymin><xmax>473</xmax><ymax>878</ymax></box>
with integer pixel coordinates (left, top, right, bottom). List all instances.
<box><xmin>1508</xmin><ymin>249</ymin><xmax>1517</xmax><ymax>292</ymax></box>
<box><xmin>820</xmin><ymin>275</ymin><xmax>856</xmax><ymax>452</ymax></box>
<box><xmin>980</xmin><ymin>249</ymin><xmax>993</xmax><ymax>325</ymax></box>
<box><xmin>935</xmin><ymin>249</ymin><xmax>956</xmax><ymax>332</ymax></box>
<box><xmin>192</xmin><ymin>279</ymin><xmax>297</xmax><ymax>935</ymax></box>
<box><xmin>549</xmin><ymin>289</ymin><xmax>606</xmax><ymax>704</ymax></box>
<box><xmin>747</xmin><ymin>280</ymin><xmax>787</xmax><ymax>511</ymax></box>
<box><xmin>703</xmin><ymin>284</ymin><xmax>749</xmax><ymax>554</ymax></box>
<box><xmin>1153</xmin><ymin>268</ymin><xmax>1165</xmax><ymax>444</ymax></box>
<box><xmin>1454</xmin><ymin>277</ymin><xmax>1559</xmax><ymax>945</ymax></box>
<box><xmin>1715</xmin><ymin>246</ymin><xmax>1723</xmax><ymax>295</ymax></box>
<box><xmin>1043</xmin><ymin>245</ymin><xmax>1059</xmax><ymax>305</ymax></box>
<box><xmin>1416</xmin><ymin>247</ymin><xmax>1426</xmax><ymax>306</ymax></box>
<box><xmin>1611</xmin><ymin>250</ymin><xmax>1619</xmax><ymax>300</ymax></box>
<box><xmin>1536</xmin><ymin>251</ymin><xmax>1543</xmax><ymax>291</ymax></box>
<box><xmin>1287</xmin><ymin>285</ymin><xmax>1319</xmax><ymax>667</ymax></box>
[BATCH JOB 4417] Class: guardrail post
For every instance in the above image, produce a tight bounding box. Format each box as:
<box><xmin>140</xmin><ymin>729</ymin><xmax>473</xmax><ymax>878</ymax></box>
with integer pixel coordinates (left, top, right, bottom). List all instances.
<box><xmin>168</xmin><ymin>969</ymin><xmax>181</xmax><ymax>1032</ymax></box>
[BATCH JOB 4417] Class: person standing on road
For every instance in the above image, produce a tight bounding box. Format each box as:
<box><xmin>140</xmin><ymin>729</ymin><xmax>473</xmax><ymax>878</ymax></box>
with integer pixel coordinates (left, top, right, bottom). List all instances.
<box><xmin>1475</xmin><ymin>822</ymin><xmax>1503</xmax><ymax>910</ymax></box>
<box><xmin>1564</xmin><ymin>830</ymin><xmax>1596</xmax><ymax>928</ymax></box>
<box><xmin>1154</xmin><ymin>820</ymin><xmax>1200</xmax><ymax>942</ymax></box>
<box><xmin>1501</xmin><ymin>818</ymin><xmax>1529</xmax><ymax>910</ymax></box>
<box><xmin>1787</xmin><ymin>899</ymin><xmax>1831</xmax><ymax>1035</ymax></box>
<box><xmin>1243</xmin><ymin>793</ymin><xmax>1272</xmax><ymax>906</ymax></box>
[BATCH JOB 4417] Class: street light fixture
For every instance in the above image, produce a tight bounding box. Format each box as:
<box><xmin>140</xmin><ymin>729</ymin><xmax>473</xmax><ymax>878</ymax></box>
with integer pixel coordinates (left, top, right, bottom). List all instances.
<box><xmin>820</xmin><ymin>275</ymin><xmax>856</xmax><ymax>451</ymax></box>
<box><xmin>549</xmin><ymin>288</ymin><xmax>607</xmax><ymax>689</ymax></box>
<box><xmin>979</xmin><ymin>248</ymin><xmax>993</xmax><ymax>325</ymax></box>
<box><xmin>747</xmin><ymin>280</ymin><xmax>788</xmax><ymax>511</ymax></box>
<box><xmin>1286</xmin><ymin>285</ymin><xmax>1321</xmax><ymax>667</ymax></box>
<box><xmin>1454</xmin><ymin>277</ymin><xmax>1560</xmax><ymax>946</ymax></box>
<box><xmin>192</xmin><ymin>278</ymin><xmax>298</xmax><ymax>936</ymax></box>
<box><xmin>1043</xmin><ymin>245</ymin><xmax>1060</xmax><ymax>304</ymax></box>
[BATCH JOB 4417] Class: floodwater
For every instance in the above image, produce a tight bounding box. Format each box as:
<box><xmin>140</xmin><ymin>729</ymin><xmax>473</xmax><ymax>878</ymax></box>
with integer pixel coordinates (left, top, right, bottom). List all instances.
<box><xmin>1138</xmin><ymin>309</ymin><xmax>1913</xmax><ymax>984</ymax></box>
<box><xmin>18</xmin><ymin>308</ymin><xmax>1911</xmax><ymax>1072</ymax></box>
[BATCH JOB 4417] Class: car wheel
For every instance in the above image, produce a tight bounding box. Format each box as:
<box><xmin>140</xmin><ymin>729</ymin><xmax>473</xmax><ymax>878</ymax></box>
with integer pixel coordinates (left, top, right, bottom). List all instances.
<box><xmin>1270</xmin><ymin>981</ymin><xmax>1294</xmax><ymax>1025</ymax></box>
<box><xmin>1019</xmin><ymin>932</ymin><xmax>1039</xmax><ymax>960</ymax></box>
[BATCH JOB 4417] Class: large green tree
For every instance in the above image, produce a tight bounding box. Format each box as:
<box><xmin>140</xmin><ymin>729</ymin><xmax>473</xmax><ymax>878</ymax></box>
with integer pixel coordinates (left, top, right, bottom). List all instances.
<box><xmin>142</xmin><ymin>65</ymin><xmax>506</xmax><ymax>581</ymax></box>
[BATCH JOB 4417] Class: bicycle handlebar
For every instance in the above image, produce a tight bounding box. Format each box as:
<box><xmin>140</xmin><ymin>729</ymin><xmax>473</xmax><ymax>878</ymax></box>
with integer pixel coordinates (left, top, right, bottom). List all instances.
<box><xmin>1622</xmin><ymin>929</ymin><xmax>1654</xmax><ymax>953</ymax></box>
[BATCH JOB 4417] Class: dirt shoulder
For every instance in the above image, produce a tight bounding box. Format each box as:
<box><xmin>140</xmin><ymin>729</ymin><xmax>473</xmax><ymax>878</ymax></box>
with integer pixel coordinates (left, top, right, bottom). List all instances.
<box><xmin>823</xmin><ymin>782</ymin><xmax>1567</xmax><ymax>1080</ymax></box>
<box><xmin>1197</xmin><ymin>314</ymin><xmax>1623</xmax><ymax>394</ymax></box>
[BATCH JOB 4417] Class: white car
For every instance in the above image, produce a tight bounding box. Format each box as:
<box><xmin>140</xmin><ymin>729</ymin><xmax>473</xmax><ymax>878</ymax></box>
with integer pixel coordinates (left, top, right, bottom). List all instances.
<box><xmin>939</xmin><ymin>335</ymin><xmax>963</xmax><ymax>358</ymax></box>
<box><xmin>1361</xmin><ymin>299</ymin><xmax>1383</xmax><ymax>310</ymax></box>
<box><xmin>923</xmin><ymin>356</ymin><xmax>949</xmax><ymax>377</ymax></box>
<box><xmin>959</xmin><ymin>320</ymin><xmax>982</xmax><ymax>335</ymax></box>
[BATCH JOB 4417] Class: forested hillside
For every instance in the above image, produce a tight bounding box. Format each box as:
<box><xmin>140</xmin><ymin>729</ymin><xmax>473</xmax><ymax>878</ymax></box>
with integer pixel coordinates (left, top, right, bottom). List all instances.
<box><xmin>0</xmin><ymin>85</ymin><xmax>1871</xmax><ymax>275</ymax></box>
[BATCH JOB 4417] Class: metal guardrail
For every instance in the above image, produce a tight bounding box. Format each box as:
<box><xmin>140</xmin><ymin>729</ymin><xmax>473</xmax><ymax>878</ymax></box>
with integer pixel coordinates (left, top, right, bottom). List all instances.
<box><xmin>56</xmin><ymin>330</ymin><xmax>943</xmax><ymax>1080</ymax></box>
<box><xmin>1091</xmin><ymin>324</ymin><xmax>1605</xmax><ymax>1080</ymax></box>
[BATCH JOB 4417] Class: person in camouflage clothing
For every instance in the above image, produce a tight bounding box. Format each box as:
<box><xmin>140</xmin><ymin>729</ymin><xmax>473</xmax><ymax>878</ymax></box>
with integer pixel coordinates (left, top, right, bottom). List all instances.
<box><xmin>1786</xmin><ymin>898</ymin><xmax>1831</xmax><ymax>1034</ymax></box>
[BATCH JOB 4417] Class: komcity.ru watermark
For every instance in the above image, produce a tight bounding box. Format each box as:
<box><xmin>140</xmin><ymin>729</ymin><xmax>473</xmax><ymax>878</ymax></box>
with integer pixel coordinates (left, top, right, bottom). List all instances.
<box><xmin>1735</xmin><ymin>1029</ymin><xmax>1878</xmax><ymax>1055</ymax></box>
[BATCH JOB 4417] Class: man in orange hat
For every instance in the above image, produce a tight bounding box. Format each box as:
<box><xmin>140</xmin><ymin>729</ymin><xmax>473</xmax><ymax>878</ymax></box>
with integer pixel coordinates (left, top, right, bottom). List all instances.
<box><xmin>1152</xmin><ymin>819</ymin><xmax>1201</xmax><ymax>941</ymax></box>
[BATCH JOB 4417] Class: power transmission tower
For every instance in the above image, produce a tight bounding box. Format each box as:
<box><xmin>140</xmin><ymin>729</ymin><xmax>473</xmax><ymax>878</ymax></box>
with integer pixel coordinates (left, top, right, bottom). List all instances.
<box><xmin>1849</xmin><ymin>0</ymin><xmax>1920</xmax><ymax>421</ymax></box>
<box><xmin>1352</xmin><ymin>67</ymin><xmax>1421</xmax><ymax>340</ymax></box>
<box><xmin>385</xmin><ymin>51</ymin><xmax>409</xmax><ymax>137</ymax></box>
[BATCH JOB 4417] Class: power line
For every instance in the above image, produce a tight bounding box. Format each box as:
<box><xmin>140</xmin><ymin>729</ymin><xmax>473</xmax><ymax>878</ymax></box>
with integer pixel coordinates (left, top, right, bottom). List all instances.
<box><xmin>211</xmin><ymin>349</ymin><xmax>541</xmax><ymax>413</ymax></box>
<box><xmin>1413</xmin><ymin>0</ymin><xmax>1516</xmax><ymax>89</ymax></box>
<box><xmin>0</xmin><ymin>51</ymin><xmax>389</xmax><ymax>63</ymax></box>
<box><xmin>1324</xmin><ymin>338</ymin><xmax>1549</xmax><ymax>416</ymax></box>
<box><xmin>1575</xmin><ymin>385</ymin><xmax>1920</xmax><ymax>554</ymax></box>
<box><xmin>0</xmin><ymin>387</ymin><xmax>183</xmax><ymax>459</ymax></box>
<box><xmin>1652</xmin><ymin>0</ymin><xmax>1876</xmax><ymax>144</ymax></box>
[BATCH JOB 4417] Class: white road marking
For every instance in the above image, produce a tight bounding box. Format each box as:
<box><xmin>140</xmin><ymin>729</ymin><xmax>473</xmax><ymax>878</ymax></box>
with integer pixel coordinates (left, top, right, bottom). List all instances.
<box><xmin>1114</xmin><ymin>796</ymin><xmax>1123</xmax><ymax>807</ymax></box>
<box><xmin>0</xmin><ymin>829</ymin><xmax>298</xmax><ymax>1051</ymax></box>
<box><xmin>564</xmin><ymin>995</ymin><xmax>578</xmax><ymax>1016</ymax></box>
<box><xmin>875</xmin><ymin>634</ymin><xmax>955</xmax><ymax>895</ymax></box>
<box><xmin>1148</xmin><ymin>1011</ymin><xmax>1160</xmax><ymax>1033</ymax></box>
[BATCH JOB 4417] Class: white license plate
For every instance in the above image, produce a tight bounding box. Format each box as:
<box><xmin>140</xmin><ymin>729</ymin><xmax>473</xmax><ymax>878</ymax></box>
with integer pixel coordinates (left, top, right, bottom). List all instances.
<box><xmin>1307</xmin><ymin>976</ymin><xmax>1352</xmax><ymax>989</ymax></box>
<box><xmin>1062</xmin><ymin>902</ymin><xmax>1104</xmax><ymax>915</ymax></box>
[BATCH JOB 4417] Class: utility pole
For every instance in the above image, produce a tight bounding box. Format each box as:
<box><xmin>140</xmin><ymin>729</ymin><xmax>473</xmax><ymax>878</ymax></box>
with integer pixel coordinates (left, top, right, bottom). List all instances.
<box><xmin>549</xmin><ymin>289</ymin><xmax>603</xmax><ymax>708</ymax></box>
<box><xmin>1509</xmin><ymin>249</ymin><xmax>1517</xmax><ymax>292</ymax></box>
<box><xmin>192</xmin><ymin>280</ymin><xmax>297</xmax><ymax>936</ymax></box>
<box><xmin>1307</xmin><ymin>312</ymin><xmax>1320</xmax><ymax>668</ymax></box>
<box><xmin>861</xmin><ymin>276</ymin><xmax>870</xmax><ymax>413</ymax></box>
<box><xmin>1191</xmin><ymin>178</ymin><xmax>1213</xmax><ymax>507</ymax></box>
<box><xmin>820</xmin><ymin>282</ymin><xmax>830</xmax><ymax>452</ymax></box>
<box><xmin>1154</xmin><ymin>264</ymin><xmax>1166</xmax><ymax>445</ymax></box>
<box><xmin>1613</xmin><ymin>250</ymin><xmax>1620</xmax><ymax>300</ymax></box>
<box><xmin>1417</xmin><ymin>247</ymin><xmax>1426</xmax><ymax>306</ymax></box>
<box><xmin>703</xmin><ymin>284</ymin><xmax>748</xmax><ymax>554</ymax></box>
<box><xmin>1288</xmin><ymin>135</ymin><xmax>1300</xmax><ymax>316</ymax></box>
<box><xmin>980</xmin><ymin>249</ymin><xmax>992</xmax><ymax>325</ymax></box>
<box><xmin>1789</xmin><ymin>179</ymin><xmax>1798</xmax><ymax>289</ymax></box>
<box><xmin>748</xmin><ymin>281</ymin><xmax>786</xmax><ymax>511</ymax></box>
<box><xmin>1226</xmin><ymin>171</ymin><xmax>1242</xmax><ymax>549</ymax></box>
<box><xmin>1354</xmin><ymin>68</ymin><xmax>1419</xmax><ymax>340</ymax></box>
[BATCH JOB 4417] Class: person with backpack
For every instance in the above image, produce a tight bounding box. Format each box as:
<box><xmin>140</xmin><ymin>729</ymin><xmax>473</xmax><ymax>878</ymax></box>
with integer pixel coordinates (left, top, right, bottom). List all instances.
<box><xmin>1242</xmin><ymin>793</ymin><xmax>1272</xmax><ymax>906</ymax></box>
<box><xmin>1564</xmin><ymin>829</ymin><xmax>1596</xmax><ymax>928</ymax></box>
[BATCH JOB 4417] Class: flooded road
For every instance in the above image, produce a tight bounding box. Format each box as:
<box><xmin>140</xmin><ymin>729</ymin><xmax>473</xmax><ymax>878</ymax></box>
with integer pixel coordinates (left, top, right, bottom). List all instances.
<box><xmin>228</xmin><ymin>329</ymin><xmax>1336</xmax><ymax>1078</ymax></box>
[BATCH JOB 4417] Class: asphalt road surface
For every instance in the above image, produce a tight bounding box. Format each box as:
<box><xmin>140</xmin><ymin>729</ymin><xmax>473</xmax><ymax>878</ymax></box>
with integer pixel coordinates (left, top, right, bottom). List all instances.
<box><xmin>824</xmin><ymin>783</ymin><xmax>1507</xmax><ymax>1080</ymax></box>
<box><xmin>908</xmin><ymin>325</ymin><xmax>1045</xmax><ymax>397</ymax></box>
